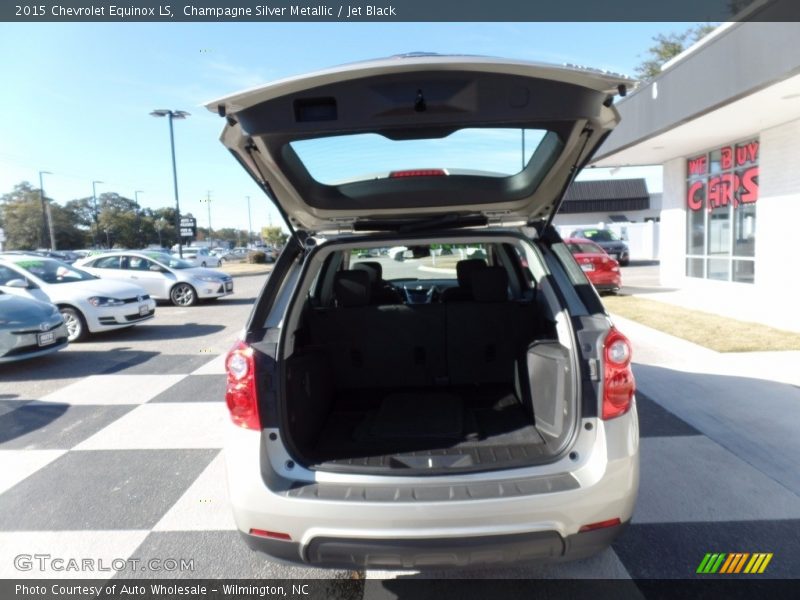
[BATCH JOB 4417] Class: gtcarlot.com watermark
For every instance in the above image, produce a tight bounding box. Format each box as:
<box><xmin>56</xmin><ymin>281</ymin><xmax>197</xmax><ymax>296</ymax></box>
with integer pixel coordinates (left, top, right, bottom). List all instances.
<box><xmin>14</xmin><ymin>553</ymin><xmax>195</xmax><ymax>573</ymax></box>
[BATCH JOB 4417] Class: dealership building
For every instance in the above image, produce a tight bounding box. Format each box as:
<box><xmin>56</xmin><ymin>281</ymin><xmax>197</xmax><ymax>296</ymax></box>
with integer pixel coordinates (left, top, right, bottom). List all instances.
<box><xmin>594</xmin><ymin>21</ymin><xmax>800</xmax><ymax>331</ymax></box>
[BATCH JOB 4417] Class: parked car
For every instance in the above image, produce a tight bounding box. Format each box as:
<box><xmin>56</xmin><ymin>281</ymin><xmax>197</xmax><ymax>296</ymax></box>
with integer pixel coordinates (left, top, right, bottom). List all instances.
<box><xmin>75</xmin><ymin>251</ymin><xmax>234</xmax><ymax>307</ymax></box>
<box><xmin>0</xmin><ymin>254</ymin><xmax>155</xmax><ymax>342</ymax></box>
<box><xmin>564</xmin><ymin>238</ymin><xmax>621</xmax><ymax>294</ymax></box>
<box><xmin>0</xmin><ymin>292</ymin><xmax>68</xmax><ymax>363</ymax></box>
<box><xmin>569</xmin><ymin>228</ymin><xmax>630</xmax><ymax>265</ymax></box>
<box><xmin>174</xmin><ymin>247</ymin><xmax>221</xmax><ymax>268</ymax></box>
<box><xmin>209</xmin><ymin>56</ymin><xmax>638</xmax><ymax>569</ymax></box>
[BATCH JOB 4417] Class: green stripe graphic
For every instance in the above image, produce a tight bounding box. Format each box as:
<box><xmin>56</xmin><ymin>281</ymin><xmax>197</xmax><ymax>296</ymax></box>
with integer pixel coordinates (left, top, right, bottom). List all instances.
<box><xmin>697</xmin><ymin>553</ymin><xmax>713</xmax><ymax>573</ymax></box>
<box><xmin>710</xmin><ymin>554</ymin><xmax>727</xmax><ymax>573</ymax></box>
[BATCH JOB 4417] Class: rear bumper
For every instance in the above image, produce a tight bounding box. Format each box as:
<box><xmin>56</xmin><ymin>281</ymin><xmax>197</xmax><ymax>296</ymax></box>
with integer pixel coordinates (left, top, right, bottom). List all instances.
<box><xmin>225</xmin><ymin>407</ymin><xmax>639</xmax><ymax>569</ymax></box>
<box><xmin>240</xmin><ymin>522</ymin><xmax>628</xmax><ymax>569</ymax></box>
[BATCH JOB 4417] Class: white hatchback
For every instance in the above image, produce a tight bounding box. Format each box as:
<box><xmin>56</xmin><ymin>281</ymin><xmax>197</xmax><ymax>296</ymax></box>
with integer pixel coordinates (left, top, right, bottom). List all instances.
<box><xmin>0</xmin><ymin>254</ymin><xmax>155</xmax><ymax>342</ymax></box>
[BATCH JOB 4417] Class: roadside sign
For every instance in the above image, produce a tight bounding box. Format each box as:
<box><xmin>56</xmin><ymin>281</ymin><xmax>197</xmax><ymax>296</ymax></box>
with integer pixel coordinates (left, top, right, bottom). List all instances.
<box><xmin>179</xmin><ymin>217</ymin><xmax>197</xmax><ymax>239</ymax></box>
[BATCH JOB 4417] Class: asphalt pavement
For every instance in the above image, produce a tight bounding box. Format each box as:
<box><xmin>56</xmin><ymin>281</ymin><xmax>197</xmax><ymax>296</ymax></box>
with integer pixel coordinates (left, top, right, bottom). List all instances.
<box><xmin>1</xmin><ymin>272</ymin><xmax>798</xmax><ymax>583</ymax></box>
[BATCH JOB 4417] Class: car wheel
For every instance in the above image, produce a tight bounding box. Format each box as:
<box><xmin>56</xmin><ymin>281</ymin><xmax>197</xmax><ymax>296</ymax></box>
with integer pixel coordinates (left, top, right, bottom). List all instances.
<box><xmin>60</xmin><ymin>306</ymin><xmax>87</xmax><ymax>342</ymax></box>
<box><xmin>170</xmin><ymin>283</ymin><xmax>197</xmax><ymax>306</ymax></box>
<box><xmin>201</xmin><ymin>261</ymin><xmax>207</xmax><ymax>267</ymax></box>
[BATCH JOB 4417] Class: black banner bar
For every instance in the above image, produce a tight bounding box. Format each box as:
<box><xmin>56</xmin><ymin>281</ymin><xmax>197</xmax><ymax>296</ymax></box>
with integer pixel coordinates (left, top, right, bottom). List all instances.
<box><xmin>3</xmin><ymin>0</ymin><xmax>800</xmax><ymax>22</ymax></box>
<box><xmin>3</xmin><ymin>579</ymin><xmax>800</xmax><ymax>600</ymax></box>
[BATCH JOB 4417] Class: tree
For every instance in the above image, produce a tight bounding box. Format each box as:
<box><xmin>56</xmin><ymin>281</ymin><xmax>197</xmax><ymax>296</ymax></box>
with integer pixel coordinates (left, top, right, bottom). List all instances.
<box><xmin>261</xmin><ymin>225</ymin><xmax>288</xmax><ymax>247</ymax></box>
<box><xmin>0</xmin><ymin>182</ymin><xmax>46</xmax><ymax>249</ymax></box>
<box><xmin>634</xmin><ymin>24</ymin><xmax>717</xmax><ymax>81</ymax></box>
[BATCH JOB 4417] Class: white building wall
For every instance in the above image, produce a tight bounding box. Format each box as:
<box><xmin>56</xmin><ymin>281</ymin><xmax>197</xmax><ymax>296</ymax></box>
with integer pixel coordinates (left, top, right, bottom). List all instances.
<box><xmin>655</xmin><ymin>120</ymin><xmax>800</xmax><ymax>331</ymax></box>
<box><xmin>659</xmin><ymin>157</ymin><xmax>687</xmax><ymax>287</ymax></box>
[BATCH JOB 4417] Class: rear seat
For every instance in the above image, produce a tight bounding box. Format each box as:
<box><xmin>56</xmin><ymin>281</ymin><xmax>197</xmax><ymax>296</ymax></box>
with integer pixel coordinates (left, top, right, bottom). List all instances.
<box><xmin>446</xmin><ymin>267</ymin><xmax>539</xmax><ymax>385</ymax></box>
<box><xmin>307</xmin><ymin>270</ymin><xmax>446</xmax><ymax>389</ymax></box>
<box><xmin>306</xmin><ymin>267</ymin><xmax>540</xmax><ymax>390</ymax></box>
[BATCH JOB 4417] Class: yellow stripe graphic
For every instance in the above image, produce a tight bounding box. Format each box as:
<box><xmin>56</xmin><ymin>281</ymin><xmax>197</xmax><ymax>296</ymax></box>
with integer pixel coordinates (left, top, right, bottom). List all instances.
<box><xmin>758</xmin><ymin>553</ymin><xmax>773</xmax><ymax>573</ymax></box>
<box><xmin>744</xmin><ymin>554</ymin><xmax>759</xmax><ymax>573</ymax></box>
<box><xmin>734</xmin><ymin>553</ymin><xmax>750</xmax><ymax>573</ymax></box>
<box><xmin>749</xmin><ymin>553</ymin><xmax>767</xmax><ymax>573</ymax></box>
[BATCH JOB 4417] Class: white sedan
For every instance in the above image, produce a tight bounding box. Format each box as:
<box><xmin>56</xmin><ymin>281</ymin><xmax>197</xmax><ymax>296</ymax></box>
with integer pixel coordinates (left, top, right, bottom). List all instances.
<box><xmin>0</xmin><ymin>254</ymin><xmax>155</xmax><ymax>342</ymax></box>
<box><xmin>173</xmin><ymin>247</ymin><xmax>221</xmax><ymax>268</ymax></box>
<box><xmin>75</xmin><ymin>251</ymin><xmax>234</xmax><ymax>306</ymax></box>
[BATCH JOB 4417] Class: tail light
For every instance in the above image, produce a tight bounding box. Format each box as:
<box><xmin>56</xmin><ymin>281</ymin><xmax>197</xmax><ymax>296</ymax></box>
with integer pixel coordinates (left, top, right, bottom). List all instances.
<box><xmin>579</xmin><ymin>518</ymin><xmax>621</xmax><ymax>533</ymax></box>
<box><xmin>225</xmin><ymin>340</ymin><xmax>260</xmax><ymax>430</ymax></box>
<box><xmin>602</xmin><ymin>328</ymin><xmax>635</xmax><ymax>420</ymax></box>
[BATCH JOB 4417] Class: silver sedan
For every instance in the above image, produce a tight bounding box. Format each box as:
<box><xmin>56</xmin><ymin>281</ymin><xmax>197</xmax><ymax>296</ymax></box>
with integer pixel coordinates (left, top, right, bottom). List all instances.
<box><xmin>74</xmin><ymin>251</ymin><xmax>234</xmax><ymax>307</ymax></box>
<box><xmin>0</xmin><ymin>292</ymin><xmax>68</xmax><ymax>363</ymax></box>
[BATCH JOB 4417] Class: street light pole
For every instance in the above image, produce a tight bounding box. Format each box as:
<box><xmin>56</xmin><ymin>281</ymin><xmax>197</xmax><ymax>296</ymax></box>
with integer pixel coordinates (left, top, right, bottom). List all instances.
<box><xmin>150</xmin><ymin>109</ymin><xmax>190</xmax><ymax>257</ymax></box>
<box><xmin>246</xmin><ymin>195</ymin><xmax>252</xmax><ymax>247</ymax></box>
<box><xmin>200</xmin><ymin>190</ymin><xmax>212</xmax><ymax>242</ymax></box>
<box><xmin>92</xmin><ymin>180</ymin><xmax>103</xmax><ymax>248</ymax></box>
<box><xmin>134</xmin><ymin>190</ymin><xmax>144</xmax><ymax>248</ymax></box>
<box><xmin>38</xmin><ymin>170</ymin><xmax>52</xmax><ymax>250</ymax></box>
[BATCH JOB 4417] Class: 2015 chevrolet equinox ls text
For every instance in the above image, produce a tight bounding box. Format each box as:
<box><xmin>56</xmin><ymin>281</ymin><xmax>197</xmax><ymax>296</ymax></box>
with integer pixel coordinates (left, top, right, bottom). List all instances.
<box><xmin>208</xmin><ymin>54</ymin><xmax>639</xmax><ymax>569</ymax></box>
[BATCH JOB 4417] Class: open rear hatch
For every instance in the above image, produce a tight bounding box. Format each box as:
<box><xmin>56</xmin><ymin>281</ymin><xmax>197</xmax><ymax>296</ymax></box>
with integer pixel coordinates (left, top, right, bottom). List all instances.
<box><xmin>206</xmin><ymin>54</ymin><xmax>632</xmax><ymax>233</ymax></box>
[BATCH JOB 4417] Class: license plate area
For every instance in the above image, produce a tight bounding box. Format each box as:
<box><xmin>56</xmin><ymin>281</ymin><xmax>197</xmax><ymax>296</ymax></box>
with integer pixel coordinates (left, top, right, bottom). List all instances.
<box><xmin>225</xmin><ymin>282</ymin><xmax>233</xmax><ymax>291</ymax></box>
<box><xmin>139</xmin><ymin>304</ymin><xmax>149</xmax><ymax>316</ymax></box>
<box><xmin>38</xmin><ymin>331</ymin><xmax>56</xmax><ymax>346</ymax></box>
<box><xmin>581</xmin><ymin>263</ymin><xmax>595</xmax><ymax>272</ymax></box>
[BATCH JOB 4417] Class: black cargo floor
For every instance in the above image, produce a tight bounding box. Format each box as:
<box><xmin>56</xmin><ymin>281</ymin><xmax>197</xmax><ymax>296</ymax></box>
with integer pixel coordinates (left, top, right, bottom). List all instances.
<box><xmin>308</xmin><ymin>386</ymin><xmax>548</xmax><ymax>467</ymax></box>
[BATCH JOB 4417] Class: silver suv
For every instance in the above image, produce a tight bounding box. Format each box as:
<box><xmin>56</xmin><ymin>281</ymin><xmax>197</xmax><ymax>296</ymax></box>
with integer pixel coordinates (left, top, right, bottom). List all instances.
<box><xmin>210</xmin><ymin>55</ymin><xmax>639</xmax><ymax>569</ymax></box>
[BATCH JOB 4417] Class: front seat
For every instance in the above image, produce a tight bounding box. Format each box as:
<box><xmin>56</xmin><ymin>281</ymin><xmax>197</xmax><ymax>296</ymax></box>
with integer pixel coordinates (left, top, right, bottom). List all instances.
<box><xmin>440</xmin><ymin>258</ymin><xmax>487</xmax><ymax>302</ymax></box>
<box><xmin>352</xmin><ymin>261</ymin><xmax>403</xmax><ymax>305</ymax></box>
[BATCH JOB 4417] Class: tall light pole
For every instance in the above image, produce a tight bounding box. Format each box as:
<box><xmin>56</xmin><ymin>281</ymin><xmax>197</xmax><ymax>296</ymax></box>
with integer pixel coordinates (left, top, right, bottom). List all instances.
<box><xmin>134</xmin><ymin>190</ymin><xmax>144</xmax><ymax>248</ymax></box>
<box><xmin>92</xmin><ymin>180</ymin><xmax>103</xmax><ymax>248</ymax></box>
<box><xmin>246</xmin><ymin>195</ymin><xmax>253</xmax><ymax>247</ymax></box>
<box><xmin>150</xmin><ymin>109</ymin><xmax>189</xmax><ymax>257</ymax></box>
<box><xmin>200</xmin><ymin>190</ymin><xmax>212</xmax><ymax>243</ymax></box>
<box><xmin>38</xmin><ymin>170</ymin><xmax>52</xmax><ymax>250</ymax></box>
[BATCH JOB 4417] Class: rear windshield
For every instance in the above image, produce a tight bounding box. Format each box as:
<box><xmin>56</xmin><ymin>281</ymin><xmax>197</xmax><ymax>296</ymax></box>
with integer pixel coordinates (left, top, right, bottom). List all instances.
<box><xmin>567</xmin><ymin>242</ymin><xmax>603</xmax><ymax>255</ymax></box>
<box><xmin>291</xmin><ymin>128</ymin><xmax>550</xmax><ymax>185</ymax></box>
<box><xmin>351</xmin><ymin>244</ymin><xmax>488</xmax><ymax>281</ymax></box>
<box><xmin>578</xmin><ymin>229</ymin><xmax>619</xmax><ymax>242</ymax></box>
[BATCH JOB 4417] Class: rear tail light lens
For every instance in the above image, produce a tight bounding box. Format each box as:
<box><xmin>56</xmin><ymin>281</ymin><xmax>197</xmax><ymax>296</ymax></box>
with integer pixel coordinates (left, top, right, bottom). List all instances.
<box><xmin>225</xmin><ymin>340</ymin><xmax>260</xmax><ymax>430</ymax></box>
<box><xmin>602</xmin><ymin>328</ymin><xmax>635</xmax><ymax>420</ymax></box>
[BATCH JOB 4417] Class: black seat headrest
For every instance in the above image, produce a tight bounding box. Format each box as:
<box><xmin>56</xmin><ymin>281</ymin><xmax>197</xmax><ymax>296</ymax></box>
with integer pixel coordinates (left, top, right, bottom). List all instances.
<box><xmin>470</xmin><ymin>267</ymin><xmax>509</xmax><ymax>303</ymax></box>
<box><xmin>334</xmin><ymin>270</ymin><xmax>371</xmax><ymax>307</ymax></box>
<box><xmin>455</xmin><ymin>258</ymin><xmax>487</xmax><ymax>287</ymax></box>
<box><xmin>352</xmin><ymin>261</ymin><xmax>382</xmax><ymax>284</ymax></box>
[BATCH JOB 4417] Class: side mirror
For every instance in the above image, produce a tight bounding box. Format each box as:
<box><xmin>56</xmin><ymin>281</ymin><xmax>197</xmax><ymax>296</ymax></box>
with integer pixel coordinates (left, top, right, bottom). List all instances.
<box><xmin>6</xmin><ymin>278</ymin><xmax>30</xmax><ymax>289</ymax></box>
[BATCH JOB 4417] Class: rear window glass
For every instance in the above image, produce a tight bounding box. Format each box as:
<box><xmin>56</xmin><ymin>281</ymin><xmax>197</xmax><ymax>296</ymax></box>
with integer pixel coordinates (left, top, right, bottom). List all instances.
<box><xmin>567</xmin><ymin>242</ymin><xmax>603</xmax><ymax>255</ymax></box>
<box><xmin>290</xmin><ymin>128</ymin><xmax>550</xmax><ymax>185</ymax></box>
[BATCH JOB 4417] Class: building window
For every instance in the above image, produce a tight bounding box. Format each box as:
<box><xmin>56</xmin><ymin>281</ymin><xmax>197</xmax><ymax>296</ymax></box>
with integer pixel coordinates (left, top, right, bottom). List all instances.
<box><xmin>685</xmin><ymin>139</ymin><xmax>759</xmax><ymax>283</ymax></box>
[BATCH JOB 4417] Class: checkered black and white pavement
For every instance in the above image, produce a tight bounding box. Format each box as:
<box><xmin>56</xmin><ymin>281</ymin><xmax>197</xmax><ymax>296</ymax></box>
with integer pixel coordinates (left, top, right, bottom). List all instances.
<box><xmin>1</xmin><ymin>288</ymin><xmax>799</xmax><ymax>581</ymax></box>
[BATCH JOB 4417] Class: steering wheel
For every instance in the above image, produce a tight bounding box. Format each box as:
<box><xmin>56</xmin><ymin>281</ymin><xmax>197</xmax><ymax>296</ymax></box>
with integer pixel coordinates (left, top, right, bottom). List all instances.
<box><xmin>402</xmin><ymin>285</ymin><xmax>435</xmax><ymax>305</ymax></box>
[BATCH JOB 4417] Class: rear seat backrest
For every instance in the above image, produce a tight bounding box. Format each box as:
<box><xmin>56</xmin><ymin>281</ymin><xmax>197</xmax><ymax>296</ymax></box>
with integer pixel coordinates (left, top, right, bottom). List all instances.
<box><xmin>447</xmin><ymin>267</ymin><xmax>533</xmax><ymax>385</ymax></box>
<box><xmin>308</xmin><ymin>270</ymin><xmax>446</xmax><ymax>389</ymax></box>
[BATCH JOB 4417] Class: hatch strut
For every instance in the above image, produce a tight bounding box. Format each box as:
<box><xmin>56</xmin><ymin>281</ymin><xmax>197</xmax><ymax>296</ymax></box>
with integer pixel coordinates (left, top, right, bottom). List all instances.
<box><xmin>243</xmin><ymin>141</ymin><xmax>300</xmax><ymax>240</ymax></box>
<box><xmin>542</xmin><ymin>127</ymin><xmax>595</xmax><ymax>232</ymax></box>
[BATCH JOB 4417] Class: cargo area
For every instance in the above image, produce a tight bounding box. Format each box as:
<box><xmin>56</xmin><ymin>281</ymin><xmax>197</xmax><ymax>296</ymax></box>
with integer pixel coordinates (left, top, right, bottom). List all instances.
<box><xmin>280</xmin><ymin>264</ymin><xmax>579</xmax><ymax>474</ymax></box>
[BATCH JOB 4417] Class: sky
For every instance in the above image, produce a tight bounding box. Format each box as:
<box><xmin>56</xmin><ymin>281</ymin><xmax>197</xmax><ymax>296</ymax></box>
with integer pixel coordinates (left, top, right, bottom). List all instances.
<box><xmin>0</xmin><ymin>22</ymin><xmax>695</xmax><ymax>233</ymax></box>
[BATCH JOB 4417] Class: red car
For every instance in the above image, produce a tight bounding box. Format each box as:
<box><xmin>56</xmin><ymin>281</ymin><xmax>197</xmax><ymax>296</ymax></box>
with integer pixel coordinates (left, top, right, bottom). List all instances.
<box><xmin>564</xmin><ymin>237</ymin><xmax>621</xmax><ymax>294</ymax></box>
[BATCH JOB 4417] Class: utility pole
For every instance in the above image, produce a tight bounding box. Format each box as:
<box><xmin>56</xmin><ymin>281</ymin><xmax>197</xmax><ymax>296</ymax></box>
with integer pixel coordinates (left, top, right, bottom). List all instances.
<box><xmin>134</xmin><ymin>191</ymin><xmax>143</xmax><ymax>248</ymax></box>
<box><xmin>200</xmin><ymin>191</ymin><xmax>212</xmax><ymax>243</ymax></box>
<box><xmin>38</xmin><ymin>171</ymin><xmax>52</xmax><ymax>249</ymax></box>
<box><xmin>92</xmin><ymin>180</ymin><xmax>103</xmax><ymax>248</ymax></box>
<box><xmin>246</xmin><ymin>195</ymin><xmax>252</xmax><ymax>247</ymax></box>
<box><xmin>46</xmin><ymin>203</ymin><xmax>57</xmax><ymax>250</ymax></box>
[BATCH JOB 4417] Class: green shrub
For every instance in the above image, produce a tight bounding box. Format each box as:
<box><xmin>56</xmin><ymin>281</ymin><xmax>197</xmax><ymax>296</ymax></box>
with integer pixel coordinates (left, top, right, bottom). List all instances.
<box><xmin>247</xmin><ymin>250</ymin><xmax>266</xmax><ymax>264</ymax></box>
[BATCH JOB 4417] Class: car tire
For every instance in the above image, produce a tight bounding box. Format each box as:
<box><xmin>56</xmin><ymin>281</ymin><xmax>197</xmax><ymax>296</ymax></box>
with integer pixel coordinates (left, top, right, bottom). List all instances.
<box><xmin>60</xmin><ymin>306</ymin><xmax>87</xmax><ymax>342</ymax></box>
<box><xmin>170</xmin><ymin>283</ymin><xmax>197</xmax><ymax>306</ymax></box>
<box><xmin>201</xmin><ymin>261</ymin><xmax>207</xmax><ymax>267</ymax></box>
